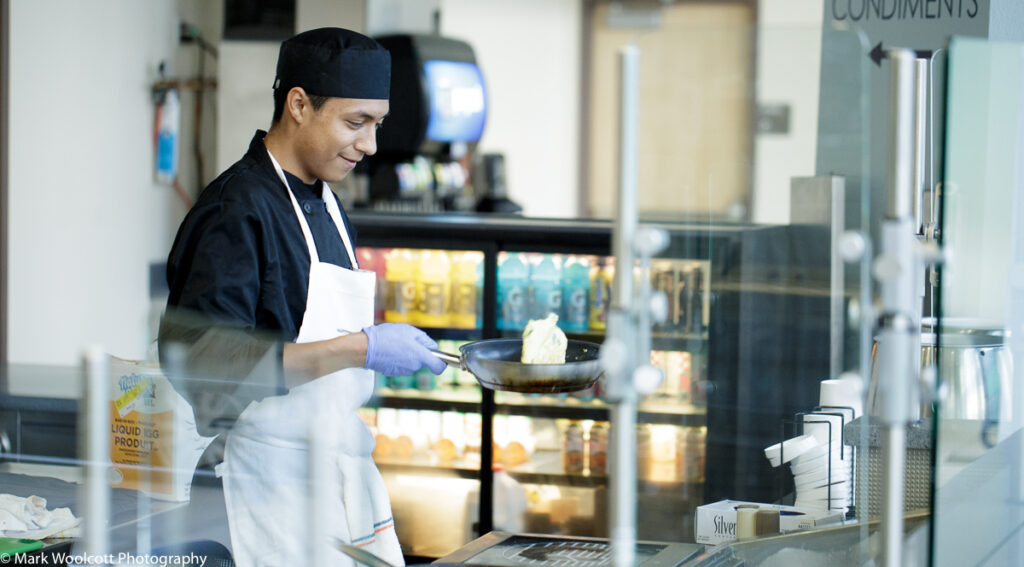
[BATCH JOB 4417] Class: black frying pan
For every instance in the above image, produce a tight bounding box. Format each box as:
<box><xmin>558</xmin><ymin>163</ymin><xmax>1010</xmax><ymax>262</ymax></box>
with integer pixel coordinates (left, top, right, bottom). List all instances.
<box><xmin>432</xmin><ymin>338</ymin><xmax>604</xmax><ymax>393</ymax></box>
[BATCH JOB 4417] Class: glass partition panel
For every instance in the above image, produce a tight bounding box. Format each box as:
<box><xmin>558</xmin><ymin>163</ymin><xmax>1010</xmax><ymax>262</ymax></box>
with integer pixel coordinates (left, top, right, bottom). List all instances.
<box><xmin>932</xmin><ymin>36</ymin><xmax>1024</xmax><ymax>566</ymax></box>
<box><xmin>689</xmin><ymin>20</ymin><xmax>876</xmax><ymax>565</ymax></box>
<box><xmin>358</xmin><ymin>246</ymin><xmax>485</xmax><ymax>558</ymax></box>
<box><xmin>0</xmin><ymin>5</ymin><xmax>943</xmax><ymax>567</ymax></box>
<box><xmin>545</xmin><ymin>10</ymin><xmax>878</xmax><ymax>564</ymax></box>
<box><xmin>1</xmin><ymin>351</ymin><xmax>235</xmax><ymax>565</ymax></box>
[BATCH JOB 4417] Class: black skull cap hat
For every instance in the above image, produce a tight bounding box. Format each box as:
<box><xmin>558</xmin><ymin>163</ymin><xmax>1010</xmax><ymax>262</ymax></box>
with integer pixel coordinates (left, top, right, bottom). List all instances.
<box><xmin>274</xmin><ymin>27</ymin><xmax>390</xmax><ymax>100</ymax></box>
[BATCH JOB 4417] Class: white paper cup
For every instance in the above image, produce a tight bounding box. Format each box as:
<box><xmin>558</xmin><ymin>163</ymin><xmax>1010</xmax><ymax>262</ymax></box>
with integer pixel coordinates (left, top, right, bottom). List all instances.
<box><xmin>764</xmin><ymin>434</ymin><xmax>819</xmax><ymax>467</ymax></box>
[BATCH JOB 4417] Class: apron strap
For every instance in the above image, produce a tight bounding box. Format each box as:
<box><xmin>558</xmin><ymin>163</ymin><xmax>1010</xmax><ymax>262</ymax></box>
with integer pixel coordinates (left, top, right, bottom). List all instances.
<box><xmin>321</xmin><ymin>185</ymin><xmax>360</xmax><ymax>269</ymax></box>
<box><xmin>266</xmin><ymin>149</ymin><xmax>322</xmax><ymax>265</ymax></box>
<box><xmin>266</xmin><ymin>148</ymin><xmax>359</xmax><ymax>270</ymax></box>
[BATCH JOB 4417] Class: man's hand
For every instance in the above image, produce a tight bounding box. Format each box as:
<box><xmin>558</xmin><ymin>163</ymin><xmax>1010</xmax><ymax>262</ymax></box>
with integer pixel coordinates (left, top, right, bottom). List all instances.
<box><xmin>362</xmin><ymin>323</ymin><xmax>447</xmax><ymax>377</ymax></box>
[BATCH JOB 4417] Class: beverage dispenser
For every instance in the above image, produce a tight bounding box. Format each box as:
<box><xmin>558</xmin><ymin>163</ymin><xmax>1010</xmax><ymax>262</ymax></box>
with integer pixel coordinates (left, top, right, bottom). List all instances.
<box><xmin>359</xmin><ymin>34</ymin><xmax>488</xmax><ymax>212</ymax></box>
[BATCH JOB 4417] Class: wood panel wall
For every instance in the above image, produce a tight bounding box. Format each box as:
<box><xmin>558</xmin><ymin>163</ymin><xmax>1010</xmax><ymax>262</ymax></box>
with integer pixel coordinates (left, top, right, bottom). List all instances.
<box><xmin>585</xmin><ymin>1</ymin><xmax>755</xmax><ymax>220</ymax></box>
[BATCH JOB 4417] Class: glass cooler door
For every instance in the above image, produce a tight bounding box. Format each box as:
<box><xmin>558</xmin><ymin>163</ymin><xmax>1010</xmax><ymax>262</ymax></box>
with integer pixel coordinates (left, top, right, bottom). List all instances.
<box><xmin>355</xmin><ymin>245</ymin><xmax>487</xmax><ymax>559</ymax></box>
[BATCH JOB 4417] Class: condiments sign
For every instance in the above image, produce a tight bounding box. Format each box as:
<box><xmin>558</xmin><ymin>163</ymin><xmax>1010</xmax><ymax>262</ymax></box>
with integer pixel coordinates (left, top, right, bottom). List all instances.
<box><xmin>815</xmin><ymin>0</ymin><xmax>991</xmax><ymax>241</ymax></box>
<box><xmin>830</xmin><ymin>0</ymin><xmax>981</xmax><ymax>22</ymax></box>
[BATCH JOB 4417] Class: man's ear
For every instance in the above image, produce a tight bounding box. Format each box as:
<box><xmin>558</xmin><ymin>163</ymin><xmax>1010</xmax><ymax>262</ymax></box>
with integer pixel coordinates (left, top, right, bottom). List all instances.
<box><xmin>286</xmin><ymin>87</ymin><xmax>309</xmax><ymax>124</ymax></box>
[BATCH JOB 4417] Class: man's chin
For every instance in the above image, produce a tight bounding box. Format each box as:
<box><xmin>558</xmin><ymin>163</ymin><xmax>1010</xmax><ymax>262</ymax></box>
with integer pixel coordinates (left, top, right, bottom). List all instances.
<box><xmin>321</xmin><ymin>169</ymin><xmax>350</xmax><ymax>184</ymax></box>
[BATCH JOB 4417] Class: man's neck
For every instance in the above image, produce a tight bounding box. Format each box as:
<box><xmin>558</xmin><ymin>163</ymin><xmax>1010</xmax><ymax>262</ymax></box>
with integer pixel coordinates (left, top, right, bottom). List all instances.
<box><xmin>264</xmin><ymin>127</ymin><xmax>316</xmax><ymax>184</ymax></box>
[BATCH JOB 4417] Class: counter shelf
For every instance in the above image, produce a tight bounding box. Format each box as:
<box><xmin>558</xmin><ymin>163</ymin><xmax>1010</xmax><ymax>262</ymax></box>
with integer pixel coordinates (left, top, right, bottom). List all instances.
<box><xmin>374</xmin><ymin>448</ymin><xmax>707</xmax><ymax>490</ymax></box>
<box><xmin>370</xmin><ymin>391</ymin><xmax>707</xmax><ymax>426</ymax></box>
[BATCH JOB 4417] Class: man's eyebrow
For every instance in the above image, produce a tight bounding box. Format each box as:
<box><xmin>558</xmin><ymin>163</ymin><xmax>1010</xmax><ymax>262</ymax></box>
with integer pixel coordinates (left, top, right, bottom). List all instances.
<box><xmin>352</xmin><ymin>111</ymin><xmax>389</xmax><ymax>121</ymax></box>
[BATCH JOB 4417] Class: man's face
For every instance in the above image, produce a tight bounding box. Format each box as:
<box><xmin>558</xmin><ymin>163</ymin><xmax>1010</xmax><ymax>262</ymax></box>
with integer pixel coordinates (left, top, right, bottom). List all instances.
<box><xmin>294</xmin><ymin>96</ymin><xmax>389</xmax><ymax>183</ymax></box>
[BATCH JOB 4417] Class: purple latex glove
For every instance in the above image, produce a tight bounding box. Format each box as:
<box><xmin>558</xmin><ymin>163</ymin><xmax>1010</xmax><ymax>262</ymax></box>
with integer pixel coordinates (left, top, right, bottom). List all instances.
<box><xmin>362</xmin><ymin>323</ymin><xmax>447</xmax><ymax>377</ymax></box>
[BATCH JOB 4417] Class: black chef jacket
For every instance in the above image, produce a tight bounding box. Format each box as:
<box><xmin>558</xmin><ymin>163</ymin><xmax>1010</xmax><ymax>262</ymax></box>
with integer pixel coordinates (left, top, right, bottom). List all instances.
<box><xmin>159</xmin><ymin>130</ymin><xmax>359</xmax><ymax>434</ymax></box>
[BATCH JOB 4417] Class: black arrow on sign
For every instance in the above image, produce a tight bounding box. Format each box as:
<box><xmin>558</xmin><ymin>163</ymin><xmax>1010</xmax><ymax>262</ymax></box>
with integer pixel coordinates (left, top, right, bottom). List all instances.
<box><xmin>870</xmin><ymin>41</ymin><xmax>934</xmax><ymax>67</ymax></box>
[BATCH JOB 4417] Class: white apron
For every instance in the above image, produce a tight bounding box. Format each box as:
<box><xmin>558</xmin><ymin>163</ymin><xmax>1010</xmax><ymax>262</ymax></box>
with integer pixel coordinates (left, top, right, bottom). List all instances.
<box><xmin>216</xmin><ymin>151</ymin><xmax>403</xmax><ymax>567</ymax></box>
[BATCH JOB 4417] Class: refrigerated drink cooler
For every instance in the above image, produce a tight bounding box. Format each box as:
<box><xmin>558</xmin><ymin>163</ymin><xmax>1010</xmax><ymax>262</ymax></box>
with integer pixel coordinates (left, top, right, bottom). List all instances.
<box><xmin>348</xmin><ymin>212</ymin><xmax>836</xmax><ymax>559</ymax></box>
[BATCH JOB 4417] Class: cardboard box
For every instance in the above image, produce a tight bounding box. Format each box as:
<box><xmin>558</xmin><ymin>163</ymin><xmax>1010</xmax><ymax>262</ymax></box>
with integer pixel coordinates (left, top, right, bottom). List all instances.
<box><xmin>694</xmin><ymin>499</ymin><xmax>845</xmax><ymax>545</ymax></box>
<box><xmin>108</xmin><ymin>358</ymin><xmax>215</xmax><ymax>501</ymax></box>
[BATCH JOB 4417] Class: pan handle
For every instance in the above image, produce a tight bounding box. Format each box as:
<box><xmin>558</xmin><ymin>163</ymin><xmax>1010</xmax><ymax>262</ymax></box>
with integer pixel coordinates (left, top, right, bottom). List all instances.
<box><xmin>431</xmin><ymin>350</ymin><xmax>462</xmax><ymax>367</ymax></box>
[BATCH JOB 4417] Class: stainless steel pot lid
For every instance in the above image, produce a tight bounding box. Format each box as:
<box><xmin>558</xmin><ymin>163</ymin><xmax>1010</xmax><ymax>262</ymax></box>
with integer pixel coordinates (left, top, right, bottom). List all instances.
<box><xmin>920</xmin><ymin>326</ymin><xmax>1009</xmax><ymax>347</ymax></box>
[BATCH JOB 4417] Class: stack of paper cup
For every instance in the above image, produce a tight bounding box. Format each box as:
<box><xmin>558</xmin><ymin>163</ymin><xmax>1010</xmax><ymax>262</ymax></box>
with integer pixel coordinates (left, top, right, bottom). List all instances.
<box><xmin>761</xmin><ymin>377</ymin><xmax>863</xmax><ymax>512</ymax></box>
<box><xmin>789</xmin><ymin>431</ymin><xmax>852</xmax><ymax>510</ymax></box>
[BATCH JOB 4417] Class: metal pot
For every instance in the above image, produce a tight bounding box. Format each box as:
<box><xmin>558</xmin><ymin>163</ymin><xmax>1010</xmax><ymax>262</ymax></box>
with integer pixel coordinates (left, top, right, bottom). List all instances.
<box><xmin>869</xmin><ymin>323</ymin><xmax>1012</xmax><ymax>421</ymax></box>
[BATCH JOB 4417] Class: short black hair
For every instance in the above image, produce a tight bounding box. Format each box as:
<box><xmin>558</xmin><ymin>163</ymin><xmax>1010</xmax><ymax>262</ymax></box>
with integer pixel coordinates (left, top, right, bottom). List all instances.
<box><xmin>271</xmin><ymin>89</ymin><xmax>330</xmax><ymax>125</ymax></box>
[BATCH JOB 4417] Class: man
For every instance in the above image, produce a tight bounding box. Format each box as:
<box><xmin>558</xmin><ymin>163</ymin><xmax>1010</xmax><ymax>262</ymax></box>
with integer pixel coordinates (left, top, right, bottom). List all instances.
<box><xmin>159</xmin><ymin>28</ymin><xmax>443</xmax><ymax>566</ymax></box>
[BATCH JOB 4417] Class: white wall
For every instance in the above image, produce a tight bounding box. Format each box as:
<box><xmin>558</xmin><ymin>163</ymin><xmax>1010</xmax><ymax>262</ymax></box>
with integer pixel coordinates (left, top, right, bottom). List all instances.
<box><xmin>177</xmin><ymin>0</ymin><xmax>221</xmax><ymax>193</ymax></box>
<box><xmin>216</xmin><ymin>41</ymin><xmax>281</xmax><ymax>173</ymax></box>
<box><xmin>366</xmin><ymin>0</ymin><xmax>438</xmax><ymax>36</ymax></box>
<box><xmin>8</xmin><ymin>0</ymin><xmax>183</xmax><ymax>364</ymax></box>
<box><xmin>440</xmin><ymin>0</ymin><xmax>581</xmax><ymax>218</ymax></box>
<box><xmin>751</xmin><ymin>0</ymin><xmax>823</xmax><ymax>224</ymax></box>
<box><xmin>216</xmin><ymin>0</ymin><xmax>365</xmax><ymax>173</ymax></box>
<box><xmin>217</xmin><ymin>0</ymin><xmax>583</xmax><ymax>217</ymax></box>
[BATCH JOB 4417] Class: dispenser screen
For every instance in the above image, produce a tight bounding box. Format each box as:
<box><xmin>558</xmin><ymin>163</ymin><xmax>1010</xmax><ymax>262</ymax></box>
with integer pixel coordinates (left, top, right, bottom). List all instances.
<box><xmin>423</xmin><ymin>60</ymin><xmax>487</xmax><ymax>143</ymax></box>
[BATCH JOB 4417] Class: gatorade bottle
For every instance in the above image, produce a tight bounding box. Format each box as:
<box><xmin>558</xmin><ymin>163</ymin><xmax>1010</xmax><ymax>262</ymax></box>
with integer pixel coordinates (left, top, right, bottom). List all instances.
<box><xmin>497</xmin><ymin>253</ymin><xmax>529</xmax><ymax>331</ymax></box>
<box><xmin>589</xmin><ymin>258</ymin><xmax>614</xmax><ymax>331</ymax></box>
<box><xmin>384</xmin><ymin>249</ymin><xmax>418</xmax><ymax>323</ymax></box>
<box><xmin>529</xmin><ymin>255</ymin><xmax>563</xmax><ymax>320</ymax></box>
<box><xmin>450</xmin><ymin>252</ymin><xmax>483</xmax><ymax>329</ymax></box>
<box><xmin>416</xmin><ymin>250</ymin><xmax>451</xmax><ymax>327</ymax></box>
<box><xmin>561</xmin><ymin>256</ymin><xmax>590</xmax><ymax>332</ymax></box>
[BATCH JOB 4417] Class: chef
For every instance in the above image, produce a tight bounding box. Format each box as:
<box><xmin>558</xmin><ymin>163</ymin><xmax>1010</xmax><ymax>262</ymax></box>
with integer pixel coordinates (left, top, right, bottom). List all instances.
<box><xmin>158</xmin><ymin>27</ymin><xmax>444</xmax><ymax>566</ymax></box>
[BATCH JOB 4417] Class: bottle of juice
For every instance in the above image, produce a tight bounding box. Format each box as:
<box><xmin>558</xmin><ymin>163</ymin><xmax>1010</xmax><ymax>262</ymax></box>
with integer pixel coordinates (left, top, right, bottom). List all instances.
<box><xmin>636</xmin><ymin>424</ymin><xmax>653</xmax><ymax>481</ymax></box>
<box><xmin>562</xmin><ymin>421</ymin><xmax>584</xmax><ymax>474</ymax></box>
<box><xmin>677</xmin><ymin>264</ymin><xmax>696</xmax><ymax>334</ymax></box>
<box><xmin>561</xmin><ymin>256</ymin><xmax>590</xmax><ymax>332</ymax></box>
<box><xmin>529</xmin><ymin>255</ymin><xmax>563</xmax><ymax>320</ymax></box>
<box><xmin>690</xmin><ymin>265</ymin><xmax>705</xmax><ymax>333</ymax></box>
<box><xmin>384</xmin><ymin>249</ymin><xmax>418</xmax><ymax>323</ymax></box>
<box><xmin>588</xmin><ymin>257</ymin><xmax>614</xmax><ymax>331</ymax></box>
<box><xmin>588</xmin><ymin>422</ymin><xmax>608</xmax><ymax>476</ymax></box>
<box><xmin>650</xmin><ymin>260</ymin><xmax>676</xmax><ymax>333</ymax></box>
<box><xmin>450</xmin><ymin>252</ymin><xmax>483</xmax><ymax>329</ymax></box>
<box><xmin>416</xmin><ymin>249</ymin><xmax>451</xmax><ymax>327</ymax></box>
<box><xmin>677</xmin><ymin>426</ymin><xmax>706</xmax><ymax>482</ymax></box>
<box><xmin>497</xmin><ymin>253</ymin><xmax>529</xmax><ymax>331</ymax></box>
<box><xmin>357</xmin><ymin>247</ymin><xmax>387</xmax><ymax>323</ymax></box>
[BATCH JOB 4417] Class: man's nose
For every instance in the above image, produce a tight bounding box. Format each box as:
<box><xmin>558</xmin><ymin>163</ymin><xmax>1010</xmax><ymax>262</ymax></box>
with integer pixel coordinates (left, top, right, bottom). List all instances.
<box><xmin>355</xmin><ymin>128</ymin><xmax>378</xmax><ymax>156</ymax></box>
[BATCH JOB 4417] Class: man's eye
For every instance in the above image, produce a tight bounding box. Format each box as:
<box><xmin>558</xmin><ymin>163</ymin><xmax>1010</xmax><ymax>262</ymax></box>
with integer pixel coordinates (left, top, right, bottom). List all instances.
<box><xmin>347</xmin><ymin>121</ymin><xmax>364</xmax><ymax>128</ymax></box>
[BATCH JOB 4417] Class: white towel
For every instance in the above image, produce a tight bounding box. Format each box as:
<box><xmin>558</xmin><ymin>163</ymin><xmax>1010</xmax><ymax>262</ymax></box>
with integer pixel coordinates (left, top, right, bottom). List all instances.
<box><xmin>338</xmin><ymin>455</ymin><xmax>404</xmax><ymax>567</ymax></box>
<box><xmin>0</xmin><ymin>494</ymin><xmax>80</xmax><ymax>539</ymax></box>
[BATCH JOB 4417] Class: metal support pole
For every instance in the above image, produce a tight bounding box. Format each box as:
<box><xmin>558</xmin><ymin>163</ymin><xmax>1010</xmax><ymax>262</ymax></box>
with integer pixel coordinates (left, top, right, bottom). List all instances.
<box><xmin>309</xmin><ymin>426</ymin><xmax>329</xmax><ymax>565</ymax></box>
<box><xmin>878</xmin><ymin>47</ymin><xmax>918</xmax><ymax>567</ymax></box>
<box><xmin>606</xmin><ymin>44</ymin><xmax>640</xmax><ymax>567</ymax></box>
<box><xmin>81</xmin><ymin>345</ymin><xmax>110</xmax><ymax>559</ymax></box>
<box><xmin>912</xmin><ymin>59</ymin><xmax>929</xmax><ymax>235</ymax></box>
